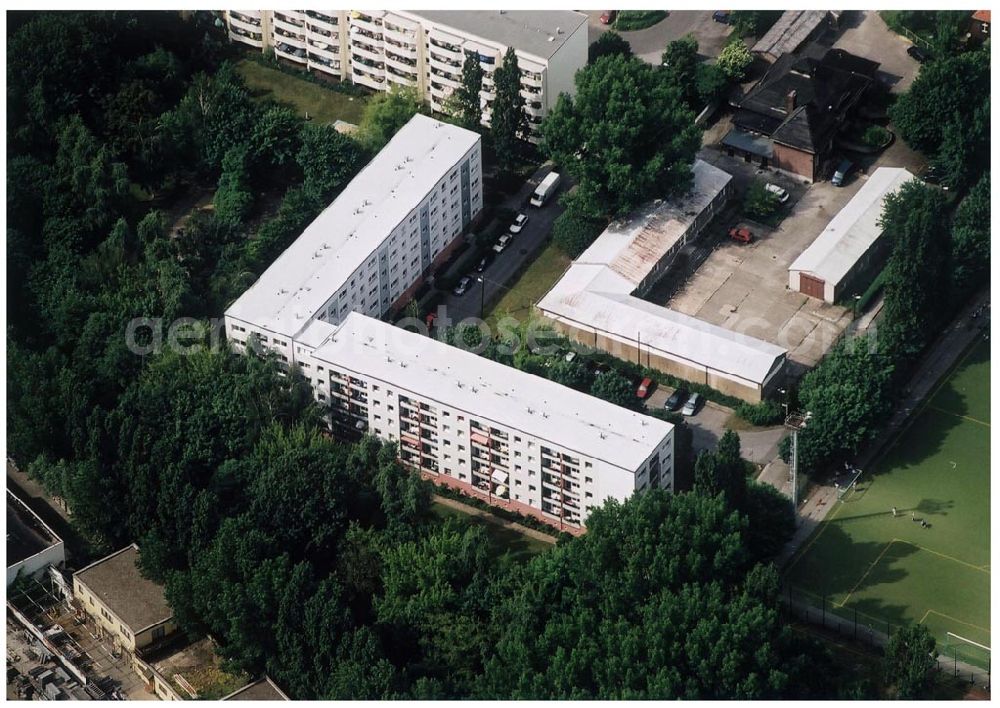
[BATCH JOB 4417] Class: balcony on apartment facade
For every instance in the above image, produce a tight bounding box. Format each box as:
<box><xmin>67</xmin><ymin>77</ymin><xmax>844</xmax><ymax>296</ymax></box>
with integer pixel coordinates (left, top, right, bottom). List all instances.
<box><xmin>305</xmin><ymin>10</ymin><xmax>338</xmax><ymax>28</ymax></box>
<box><xmin>350</xmin><ymin>11</ymin><xmax>385</xmax><ymax>37</ymax></box>
<box><xmin>275</xmin><ymin>42</ymin><xmax>308</xmax><ymax>64</ymax></box>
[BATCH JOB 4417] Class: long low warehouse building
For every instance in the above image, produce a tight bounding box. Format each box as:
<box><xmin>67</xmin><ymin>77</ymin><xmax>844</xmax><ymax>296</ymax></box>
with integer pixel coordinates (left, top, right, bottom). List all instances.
<box><xmin>537</xmin><ymin>160</ymin><xmax>787</xmax><ymax>403</ymax></box>
<box><xmin>788</xmin><ymin>167</ymin><xmax>915</xmax><ymax>303</ymax></box>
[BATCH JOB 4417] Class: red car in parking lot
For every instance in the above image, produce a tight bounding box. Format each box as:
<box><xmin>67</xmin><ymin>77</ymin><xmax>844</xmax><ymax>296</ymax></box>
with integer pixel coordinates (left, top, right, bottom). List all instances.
<box><xmin>728</xmin><ymin>226</ymin><xmax>753</xmax><ymax>244</ymax></box>
<box><xmin>600</xmin><ymin>10</ymin><xmax>617</xmax><ymax>24</ymax></box>
<box><xmin>636</xmin><ymin>377</ymin><xmax>654</xmax><ymax>399</ymax></box>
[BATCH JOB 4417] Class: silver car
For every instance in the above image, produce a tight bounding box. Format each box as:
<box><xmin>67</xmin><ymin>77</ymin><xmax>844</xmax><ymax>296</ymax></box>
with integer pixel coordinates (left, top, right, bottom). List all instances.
<box><xmin>681</xmin><ymin>392</ymin><xmax>701</xmax><ymax>416</ymax></box>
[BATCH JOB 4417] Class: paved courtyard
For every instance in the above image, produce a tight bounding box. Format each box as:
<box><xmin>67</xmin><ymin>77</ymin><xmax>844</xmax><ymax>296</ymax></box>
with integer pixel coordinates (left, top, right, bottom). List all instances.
<box><xmin>832</xmin><ymin>10</ymin><xmax>921</xmax><ymax>94</ymax></box>
<box><xmin>586</xmin><ymin>11</ymin><xmax>732</xmax><ymax>64</ymax></box>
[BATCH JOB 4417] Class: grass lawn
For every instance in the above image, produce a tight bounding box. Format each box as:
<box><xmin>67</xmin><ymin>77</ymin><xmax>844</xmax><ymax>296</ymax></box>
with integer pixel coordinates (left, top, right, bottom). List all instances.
<box><xmin>431</xmin><ymin>501</ymin><xmax>552</xmax><ymax>562</ymax></box>
<box><xmin>613</xmin><ymin>10</ymin><xmax>668</xmax><ymax>31</ymax></box>
<box><xmin>236</xmin><ymin>59</ymin><xmax>368</xmax><ymax>125</ymax></box>
<box><xmin>786</xmin><ymin>339</ymin><xmax>990</xmax><ymax>667</ymax></box>
<box><xmin>485</xmin><ymin>242</ymin><xmax>570</xmax><ymax>328</ymax></box>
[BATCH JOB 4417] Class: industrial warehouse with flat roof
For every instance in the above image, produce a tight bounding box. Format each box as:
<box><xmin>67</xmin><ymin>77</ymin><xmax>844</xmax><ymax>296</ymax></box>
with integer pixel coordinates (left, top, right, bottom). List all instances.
<box><xmin>537</xmin><ymin>160</ymin><xmax>788</xmax><ymax>402</ymax></box>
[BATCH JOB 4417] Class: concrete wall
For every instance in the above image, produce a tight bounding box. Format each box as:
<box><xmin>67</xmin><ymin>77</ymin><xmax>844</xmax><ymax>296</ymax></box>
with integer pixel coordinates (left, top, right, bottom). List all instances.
<box><xmin>545</xmin><ymin>18</ymin><xmax>588</xmax><ymax>109</ymax></box>
<box><xmin>544</xmin><ymin>316</ymin><xmax>768</xmax><ymax>403</ymax></box>
<box><xmin>6</xmin><ymin>541</ymin><xmax>64</xmax><ymax>587</ymax></box>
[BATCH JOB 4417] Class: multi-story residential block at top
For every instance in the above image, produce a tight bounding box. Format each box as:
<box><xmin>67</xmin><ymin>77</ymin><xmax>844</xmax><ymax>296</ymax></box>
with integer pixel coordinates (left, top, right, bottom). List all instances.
<box><xmin>287</xmin><ymin>311</ymin><xmax>675</xmax><ymax>532</ymax></box>
<box><xmin>224</xmin><ymin>113</ymin><xmax>482</xmax><ymax>360</ymax></box>
<box><xmin>223</xmin><ymin>10</ymin><xmax>589</xmax><ymax>140</ymax></box>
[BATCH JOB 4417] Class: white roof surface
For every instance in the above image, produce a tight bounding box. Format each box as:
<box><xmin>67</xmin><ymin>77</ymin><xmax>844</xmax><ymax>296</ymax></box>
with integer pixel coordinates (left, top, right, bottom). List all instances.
<box><xmin>538</xmin><ymin>160</ymin><xmax>786</xmax><ymax>388</ymax></box>
<box><xmin>313</xmin><ymin>312</ymin><xmax>673</xmax><ymax>470</ymax></box>
<box><xmin>575</xmin><ymin>160</ymin><xmax>734</xmax><ymax>286</ymax></box>
<box><xmin>789</xmin><ymin>167</ymin><xmax>915</xmax><ymax>285</ymax></box>
<box><xmin>225</xmin><ymin>114</ymin><xmax>479</xmax><ymax>338</ymax></box>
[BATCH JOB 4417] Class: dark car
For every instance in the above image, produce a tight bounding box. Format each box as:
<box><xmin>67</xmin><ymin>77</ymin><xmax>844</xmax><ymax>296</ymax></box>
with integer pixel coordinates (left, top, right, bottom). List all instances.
<box><xmin>452</xmin><ymin>276</ymin><xmax>473</xmax><ymax>296</ymax></box>
<box><xmin>712</xmin><ymin>10</ymin><xmax>730</xmax><ymax>23</ymax></box>
<box><xmin>475</xmin><ymin>255</ymin><xmax>491</xmax><ymax>273</ymax></box>
<box><xmin>664</xmin><ymin>387</ymin><xmax>689</xmax><ymax>411</ymax></box>
<box><xmin>921</xmin><ymin>165</ymin><xmax>950</xmax><ymax>190</ymax></box>
<box><xmin>907</xmin><ymin>44</ymin><xmax>930</xmax><ymax>63</ymax></box>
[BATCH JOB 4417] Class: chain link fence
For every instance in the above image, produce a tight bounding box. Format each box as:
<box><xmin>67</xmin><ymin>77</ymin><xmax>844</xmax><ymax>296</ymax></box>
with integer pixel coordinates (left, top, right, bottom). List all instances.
<box><xmin>783</xmin><ymin>584</ymin><xmax>990</xmax><ymax>689</ymax></box>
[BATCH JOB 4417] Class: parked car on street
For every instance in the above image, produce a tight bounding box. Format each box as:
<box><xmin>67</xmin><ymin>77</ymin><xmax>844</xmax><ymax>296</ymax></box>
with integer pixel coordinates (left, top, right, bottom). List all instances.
<box><xmin>452</xmin><ymin>276</ymin><xmax>473</xmax><ymax>296</ymax></box>
<box><xmin>728</xmin><ymin>226</ymin><xmax>753</xmax><ymax>244</ymax></box>
<box><xmin>475</xmin><ymin>255</ymin><xmax>491</xmax><ymax>273</ymax></box>
<box><xmin>600</xmin><ymin>10</ymin><xmax>617</xmax><ymax>24</ymax></box>
<box><xmin>509</xmin><ymin>213</ymin><xmax>529</xmax><ymax>234</ymax></box>
<box><xmin>492</xmin><ymin>234</ymin><xmax>513</xmax><ymax>254</ymax></box>
<box><xmin>712</xmin><ymin>10</ymin><xmax>730</xmax><ymax>23</ymax></box>
<box><xmin>832</xmin><ymin>158</ymin><xmax>854</xmax><ymax>187</ymax></box>
<box><xmin>636</xmin><ymin>377</ymin><xmax>654</xmax><ymax>399</ymax></box>
<box><xmin>681</xmin><ymin>392</ymin><xmax>702</xmax><ymax>416</ymax></box>
<box><xmin>664</xmin><ymin>387</ymin><xmax>689</xmax><ymax>411</ymax></box>
<box><xmin>765</xmin><ymin>183</ymin><xmax>790</xmax><ymax>203</ymax></box>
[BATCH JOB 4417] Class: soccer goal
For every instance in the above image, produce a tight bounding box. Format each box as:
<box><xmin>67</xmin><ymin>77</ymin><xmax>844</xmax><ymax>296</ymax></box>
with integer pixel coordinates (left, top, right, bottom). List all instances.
<box><xmin>836</xmin><ymin>467</ymin><xmax>864</xmax><ymax>502</ymax></box>
<box><xmin>945</xmin><ymin>632</ymin><xmax>991</xmax><ymax>673</ymax></box>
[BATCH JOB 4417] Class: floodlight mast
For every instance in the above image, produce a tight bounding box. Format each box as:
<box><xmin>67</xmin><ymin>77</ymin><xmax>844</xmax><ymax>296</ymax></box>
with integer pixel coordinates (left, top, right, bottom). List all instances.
<box><xmin>784</xmin><ymin>411</ymin><xmax>811</xmax><ymax>508</ymax></box>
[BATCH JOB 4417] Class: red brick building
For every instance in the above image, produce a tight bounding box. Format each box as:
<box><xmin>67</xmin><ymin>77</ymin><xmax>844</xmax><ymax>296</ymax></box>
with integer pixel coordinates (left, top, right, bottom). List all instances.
<box><xmin>723</xmin><ymin>45</ymin><xmax>880</xmax><ymax>182</ymax></box>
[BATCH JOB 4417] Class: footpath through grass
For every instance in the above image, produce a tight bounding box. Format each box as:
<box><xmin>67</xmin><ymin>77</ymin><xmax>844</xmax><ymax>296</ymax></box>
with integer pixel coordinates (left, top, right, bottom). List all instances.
<box><xmin>786</xmin><ymin>339</ymin><xmax>990</xmax><ymax>666</ymax></box>
<box><xmin>236</xmin><ymin>59</ymin><xmax>368</xmax><ymax>125</ymax></box>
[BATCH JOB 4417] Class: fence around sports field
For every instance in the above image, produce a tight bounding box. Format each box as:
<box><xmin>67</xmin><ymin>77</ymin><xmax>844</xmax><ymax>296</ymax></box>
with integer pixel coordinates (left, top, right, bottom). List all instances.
<box><xmin>783</xmin><ymin>584</ymin><xmax>991</xmax><ymax>685</ymax></box>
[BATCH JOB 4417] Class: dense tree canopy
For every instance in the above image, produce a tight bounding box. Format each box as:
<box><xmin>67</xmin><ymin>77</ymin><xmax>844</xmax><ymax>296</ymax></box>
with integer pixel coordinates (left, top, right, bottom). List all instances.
<box><xmin>889</xmin><ymin>49</ymin><xmax>989</xmax><ymax>160</ymax></box>
<box><xmin>541</xmin><ymin>54</ymin><xmax>701</xmax><ymax>219</ymax></box>
<box><xmin>358</xmin><ymin>86</ymin><xmax>426</xmax><ymax>152</ymax></box>
<box><xmin>588</xmin><ymin>31</ymin><xmax>633</xmax><ymax>64</ymax></box>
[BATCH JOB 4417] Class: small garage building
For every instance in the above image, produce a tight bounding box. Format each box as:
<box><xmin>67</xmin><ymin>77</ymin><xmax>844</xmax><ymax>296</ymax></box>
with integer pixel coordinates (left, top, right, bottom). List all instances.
<box><xmin>788</xmin><ymin>167</ymin><xmax>915</xmax><ymax>303</ymax></box>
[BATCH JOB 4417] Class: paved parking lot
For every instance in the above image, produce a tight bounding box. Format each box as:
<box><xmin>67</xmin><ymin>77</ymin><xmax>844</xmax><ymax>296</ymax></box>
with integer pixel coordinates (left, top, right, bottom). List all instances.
<box><xmin>437</xmin><ymin>165</ymin><xmax>567</xmax><ymax>322</ymax></box>
<box><xmin>585</xmin><ymin>10</ymin><xmax>732</xmax><ymax>64</ymax></box>
<box><xmin>832</xmin><ymin>10</ymin><xmax>921</xmax><ymax>94</ymax></box>
<box><xmin>660</xmin><ymin>150</ymin><xmax>856</xmax><ymax>376</ymax></box>
<box><xmin>645</xmin><ymin>386</ymin><xmax>783</xmax><ymax>464</ymax></box>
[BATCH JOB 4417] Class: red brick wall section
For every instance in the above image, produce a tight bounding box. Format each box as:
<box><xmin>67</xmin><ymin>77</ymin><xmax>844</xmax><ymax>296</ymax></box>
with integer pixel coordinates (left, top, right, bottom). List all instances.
<box><xmin>772</xmin><ymin>143</ymin><xmax>817</xmax><ymax>182</ymax></box>
<box><xmin>419</xmin><ymin>470</ymin><xmax>586</xmax><ymax>537</ymax></box>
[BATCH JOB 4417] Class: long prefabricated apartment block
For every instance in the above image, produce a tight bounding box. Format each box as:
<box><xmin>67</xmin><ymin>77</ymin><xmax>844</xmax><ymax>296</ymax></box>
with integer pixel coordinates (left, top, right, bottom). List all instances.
<box><xmin>225</xmin><ymin>114</ymin><xmax>482</xmax><ymax>359</ymax></box>
<box><xmin>294</xmin><ymin>312</ymin><xmax>676</xmax><ymax>532</ymax></box>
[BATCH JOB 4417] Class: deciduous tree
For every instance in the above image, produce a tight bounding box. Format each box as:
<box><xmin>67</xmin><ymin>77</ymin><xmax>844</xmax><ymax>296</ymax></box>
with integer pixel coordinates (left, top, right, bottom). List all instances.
<box><xmin>541</xmin><ymin>54</ymin><xmax>700</xmax><ymax>219</ymax></box>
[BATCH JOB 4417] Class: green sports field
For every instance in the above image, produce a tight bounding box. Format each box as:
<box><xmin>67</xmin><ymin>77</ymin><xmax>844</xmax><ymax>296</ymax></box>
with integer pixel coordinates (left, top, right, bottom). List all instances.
<box><xmin>786</xmin><ymin>339</ymin><xmax>990</xmax><ymax>666</ymax></box>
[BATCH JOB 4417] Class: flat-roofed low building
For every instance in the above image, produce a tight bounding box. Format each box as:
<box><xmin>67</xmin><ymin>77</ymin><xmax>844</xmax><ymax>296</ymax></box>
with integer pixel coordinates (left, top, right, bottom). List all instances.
<box><xmin>225</xmin><ymin>114</ymin><xmax>482</xmax><ymax>365</ymax></box>
<box><xmin>296</xmin><ymin>311</ymin><xmax>675</xmax><ymax>533</ymax></box>
<box><xmin>223</xmin><ymin>676</ymin><xmax>290</xmax><ymax>701</ymax></box>
<box><xmin>789</xmin><ymin>167</ymin><xmax>915</xmax><ymax>303</ymax></box>
<box><xmin>6</xmin><ymin>490</ymin><xmax>65</xmax><ymax>586</ymax></box>
<box><xmin>72</xmin><ymin>544</ymin><xmax>176</xmax><ymax>659</ymax></box>
<box><xmin>752</xmin><ymin>10</ymin><xmax>830</xmax><ymax>62</ymax></box>
<box><xmin>537</xmin><ymin>160</ymin><xmax>787</xmax><ymax>403</ymax></box>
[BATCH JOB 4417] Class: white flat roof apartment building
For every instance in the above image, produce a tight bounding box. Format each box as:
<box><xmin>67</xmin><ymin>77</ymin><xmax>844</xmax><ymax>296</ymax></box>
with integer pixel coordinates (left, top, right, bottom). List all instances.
<box><xmin>225</xmin><ymin>114</ymin><xmax>482</xmax><ymax>361</ymax></box>
<box><xmin>537</xmin><ymin>160</ymin><xmax>788</xmax><ymax>403</ymax></box>
<box><xmin>295</xmin><ymin>311</ymin><xmax>675</xmax><ymax>533</ymax></box>
<box><xmin>789</xmin><ymin>167</ymin><xmax>915</xmax><ymax>304</ymax></box>
<box><xmin>223</xmin><ymin>10</ymin><xmax>588</xmax><ymax>140</ymax></box>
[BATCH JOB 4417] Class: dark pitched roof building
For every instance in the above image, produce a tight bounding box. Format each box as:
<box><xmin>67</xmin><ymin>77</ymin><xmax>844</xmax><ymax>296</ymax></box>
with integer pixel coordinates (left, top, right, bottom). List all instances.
<box><xmin>724</xmin><ymin>45</ymin><xmax>880</xmax><ymax>181</ymax></box>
